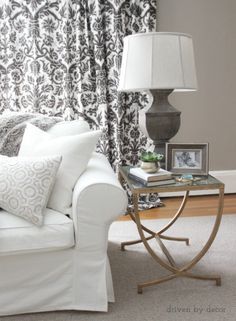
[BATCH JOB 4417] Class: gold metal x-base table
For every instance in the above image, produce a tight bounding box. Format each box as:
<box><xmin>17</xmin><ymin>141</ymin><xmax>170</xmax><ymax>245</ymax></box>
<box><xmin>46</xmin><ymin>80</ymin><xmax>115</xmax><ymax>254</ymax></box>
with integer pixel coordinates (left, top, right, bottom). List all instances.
<box><xmin>118</xmin><ymin>166</ymin><xmax>225</xmax><ymax>294</ymax></box>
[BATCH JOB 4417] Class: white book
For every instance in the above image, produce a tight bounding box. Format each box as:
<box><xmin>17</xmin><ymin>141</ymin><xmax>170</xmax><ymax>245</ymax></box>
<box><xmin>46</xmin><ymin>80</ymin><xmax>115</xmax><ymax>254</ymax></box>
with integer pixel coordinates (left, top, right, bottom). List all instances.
<box><xmin>130</xmin><ymin>167</ymin><xmax>172</xmax><ymax>182</ymax></box>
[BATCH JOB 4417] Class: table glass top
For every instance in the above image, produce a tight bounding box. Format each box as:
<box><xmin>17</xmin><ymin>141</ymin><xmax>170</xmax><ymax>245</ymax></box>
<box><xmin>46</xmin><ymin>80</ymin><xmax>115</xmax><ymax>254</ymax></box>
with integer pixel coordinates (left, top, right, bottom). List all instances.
<box><xmin>119</xmin><ymin>166</ymin><xmax>224</xmax><ymax>192</ymax></box>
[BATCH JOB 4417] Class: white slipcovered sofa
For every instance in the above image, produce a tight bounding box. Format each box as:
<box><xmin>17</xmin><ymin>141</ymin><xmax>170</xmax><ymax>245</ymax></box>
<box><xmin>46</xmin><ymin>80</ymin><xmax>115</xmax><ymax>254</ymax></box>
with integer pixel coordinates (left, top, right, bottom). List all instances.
<box><xmin>0</xmin><ymin>119</ymin><xmax>127</xmax><ymax>316</ymax></box>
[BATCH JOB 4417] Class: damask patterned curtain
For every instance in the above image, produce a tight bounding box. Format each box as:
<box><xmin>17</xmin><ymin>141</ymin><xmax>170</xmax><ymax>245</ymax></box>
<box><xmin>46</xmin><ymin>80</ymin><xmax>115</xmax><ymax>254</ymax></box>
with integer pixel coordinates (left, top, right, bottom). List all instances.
<box><xmin>0</xmin><ymin>0</ymin><xmax>157</xmax><ymax>167</ymax></box>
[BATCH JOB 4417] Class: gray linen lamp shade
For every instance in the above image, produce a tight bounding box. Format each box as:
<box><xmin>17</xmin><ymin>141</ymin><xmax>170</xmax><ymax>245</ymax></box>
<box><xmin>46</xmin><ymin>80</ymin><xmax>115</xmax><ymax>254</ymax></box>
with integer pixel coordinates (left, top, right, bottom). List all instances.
<box><xmin>118</xmin><ymin>32</ymin><xmax>198</xmax><ymax>92</ymax></box>
<box><xmin>118</xmin><ymin>32</ymin><xmax>198</xmax><ymax>164</ymax></box>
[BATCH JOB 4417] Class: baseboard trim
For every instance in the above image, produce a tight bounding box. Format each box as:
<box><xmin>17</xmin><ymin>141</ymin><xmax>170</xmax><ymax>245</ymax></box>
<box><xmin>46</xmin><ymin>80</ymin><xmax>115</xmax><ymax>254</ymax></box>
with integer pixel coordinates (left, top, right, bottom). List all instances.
<box><xmin>159</xmin><ymin>170</ymin><xmax>236</xmax><ymax>197</ymax></box>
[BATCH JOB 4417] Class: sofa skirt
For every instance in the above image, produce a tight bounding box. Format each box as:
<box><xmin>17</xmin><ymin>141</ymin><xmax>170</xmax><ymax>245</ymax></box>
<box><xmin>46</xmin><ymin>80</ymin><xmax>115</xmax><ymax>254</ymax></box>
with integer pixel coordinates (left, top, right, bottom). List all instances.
<box><xmin>0</xmin><ymin>247</ymin><xmax>114</xmax><ymax>316</ymax></box>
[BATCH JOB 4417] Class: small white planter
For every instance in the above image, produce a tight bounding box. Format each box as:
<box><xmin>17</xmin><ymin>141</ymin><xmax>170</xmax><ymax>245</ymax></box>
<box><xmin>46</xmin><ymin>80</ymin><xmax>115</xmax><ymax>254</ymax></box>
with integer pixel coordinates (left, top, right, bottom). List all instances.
<box><xmin>140</xmin><ymin>161</ymin><xmax>160</xmax><ymax>173</ymax></box>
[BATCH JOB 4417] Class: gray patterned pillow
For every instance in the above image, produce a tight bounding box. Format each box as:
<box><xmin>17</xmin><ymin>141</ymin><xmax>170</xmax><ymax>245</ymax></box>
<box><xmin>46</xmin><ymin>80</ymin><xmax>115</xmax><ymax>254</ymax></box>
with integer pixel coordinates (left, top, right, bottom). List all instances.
<box><xmin>0</xmin><ymin>155</ymin><xmax>62</xmax><ymax>226</ymax></box>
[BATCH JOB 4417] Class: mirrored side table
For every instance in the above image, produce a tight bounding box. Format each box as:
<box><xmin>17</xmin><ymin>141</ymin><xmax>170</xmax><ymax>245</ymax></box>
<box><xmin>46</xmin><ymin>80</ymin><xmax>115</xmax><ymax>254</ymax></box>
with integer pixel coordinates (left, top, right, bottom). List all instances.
<box><xmin>118</xmin><ymin>166</ymin><xmax>225</xmax><ymax>294</ymax></box>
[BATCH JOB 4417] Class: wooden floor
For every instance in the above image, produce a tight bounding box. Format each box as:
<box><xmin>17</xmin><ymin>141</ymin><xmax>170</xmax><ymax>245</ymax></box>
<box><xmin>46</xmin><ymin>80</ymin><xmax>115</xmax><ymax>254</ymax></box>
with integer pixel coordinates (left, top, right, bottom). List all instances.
<box><xmin>119</xmin><ymin>194</ymin><xmax>236</xmax><ymax>221</ymax></box>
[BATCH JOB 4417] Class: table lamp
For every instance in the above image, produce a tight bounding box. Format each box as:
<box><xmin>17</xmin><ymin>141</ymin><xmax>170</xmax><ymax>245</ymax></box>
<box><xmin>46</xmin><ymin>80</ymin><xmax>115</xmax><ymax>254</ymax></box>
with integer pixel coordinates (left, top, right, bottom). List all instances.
<box><xmin>118</xmin><ymin>32</ymin><xmax>198</xmax><ymax>162</ymax></box>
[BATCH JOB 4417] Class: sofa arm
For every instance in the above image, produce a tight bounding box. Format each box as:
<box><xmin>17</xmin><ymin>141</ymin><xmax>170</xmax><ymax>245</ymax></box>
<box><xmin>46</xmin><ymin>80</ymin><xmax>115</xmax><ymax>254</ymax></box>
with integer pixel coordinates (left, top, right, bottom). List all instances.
<box><xmin>72</xmin><ymin>152</ymin><xmax>128</xmax><ymax>243</ymax></box>
<box><xmin>71</xmin><ymin>153</ymin><xmax>127</xmax><ymax>309</ymax></box>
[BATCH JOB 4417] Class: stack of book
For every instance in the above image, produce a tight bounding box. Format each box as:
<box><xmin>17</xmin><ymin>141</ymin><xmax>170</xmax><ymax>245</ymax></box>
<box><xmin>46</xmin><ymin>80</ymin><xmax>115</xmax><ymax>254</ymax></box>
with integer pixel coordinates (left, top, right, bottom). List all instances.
<box><xmin>129</xmin><ymin>167</ymin><xmax>175</xmax><ymax>187</ymax></box>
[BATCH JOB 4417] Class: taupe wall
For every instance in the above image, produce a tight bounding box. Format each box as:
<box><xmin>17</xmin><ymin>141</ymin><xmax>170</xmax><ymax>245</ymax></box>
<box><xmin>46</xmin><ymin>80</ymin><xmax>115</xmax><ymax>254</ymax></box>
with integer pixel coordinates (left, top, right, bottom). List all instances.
<box><xmin>158</xmin><ymin>0</ymin><xmax>236</xmax><ymax>170</ymax></box>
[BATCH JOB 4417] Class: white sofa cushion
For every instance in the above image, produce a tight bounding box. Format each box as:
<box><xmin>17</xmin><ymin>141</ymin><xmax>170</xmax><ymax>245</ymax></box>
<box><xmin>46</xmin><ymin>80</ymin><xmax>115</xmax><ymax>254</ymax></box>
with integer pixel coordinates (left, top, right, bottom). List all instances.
<box><xmin>0</xmin><ymin>209</ymin><xmax>75</xmax><ymax>255</ymax></box>
<box><xmin>47</xmin><ymin>119</ymin><xmax>90</xmax><ymax>136</ymax></box>
<box><xmin>0</xmin><ymin>155</ymin><xmax>62</xmax><ymax>226</ymax></box>
<box><xmin>19</xmin><ymin>124</ymin><xmax>101</xmax><ymax>215</ymax></box>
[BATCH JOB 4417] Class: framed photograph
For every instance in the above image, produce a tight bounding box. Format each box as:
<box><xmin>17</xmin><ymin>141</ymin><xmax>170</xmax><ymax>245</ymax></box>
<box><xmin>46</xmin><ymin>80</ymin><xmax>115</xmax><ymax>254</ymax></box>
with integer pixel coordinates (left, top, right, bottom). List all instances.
<box><xmin>166</xmin><ymin>143</ymin><xmax>209</xmax><ymax>175</ymax></box>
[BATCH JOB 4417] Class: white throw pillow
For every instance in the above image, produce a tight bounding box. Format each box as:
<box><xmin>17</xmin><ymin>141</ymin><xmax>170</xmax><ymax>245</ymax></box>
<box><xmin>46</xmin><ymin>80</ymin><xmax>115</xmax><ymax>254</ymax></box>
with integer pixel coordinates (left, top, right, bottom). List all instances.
<box><xmin>47</xmin><ymin>119</ymin><xmax>90</xmax><ymax>137</ymax></box>
<box><xmin>0</xmin><ymin>155</ymin><xmax>62</xmax><ymax>226</ymax></box>
<box><xmin>18</xmin><ymin>124</ymin><xmax>49</xmax><ymax>156</ymax></box>
<box><xmin>19</xmin><ymin>124</ymin><xmax>101</xmax><ymax>214</ymax></box>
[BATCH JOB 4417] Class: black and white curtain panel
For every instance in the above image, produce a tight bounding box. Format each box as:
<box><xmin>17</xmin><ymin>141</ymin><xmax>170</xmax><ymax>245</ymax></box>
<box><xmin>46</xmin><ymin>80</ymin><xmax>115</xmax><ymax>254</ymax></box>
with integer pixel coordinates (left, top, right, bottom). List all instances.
<box><xmin>0</xmin><ymin>0</ymin><xmax>157</xmax><ymax>168</ymax></box>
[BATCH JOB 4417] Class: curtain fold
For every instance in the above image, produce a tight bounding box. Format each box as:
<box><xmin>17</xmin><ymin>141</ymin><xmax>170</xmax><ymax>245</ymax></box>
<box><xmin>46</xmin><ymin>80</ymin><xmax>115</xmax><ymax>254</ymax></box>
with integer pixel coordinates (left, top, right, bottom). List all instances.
<box><xmin>0</xmin><ymin>0</ymin><xmax>157</xmax><ymax>167</ymax></box>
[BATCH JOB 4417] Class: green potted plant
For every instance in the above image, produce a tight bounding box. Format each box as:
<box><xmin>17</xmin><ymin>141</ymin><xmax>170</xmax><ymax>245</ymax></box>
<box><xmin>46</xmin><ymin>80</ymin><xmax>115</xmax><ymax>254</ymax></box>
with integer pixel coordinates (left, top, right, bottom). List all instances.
<box><xmin>140</xmin><ymin>151</ymin><xmax>164</xmax><ymax>173</ymax></box>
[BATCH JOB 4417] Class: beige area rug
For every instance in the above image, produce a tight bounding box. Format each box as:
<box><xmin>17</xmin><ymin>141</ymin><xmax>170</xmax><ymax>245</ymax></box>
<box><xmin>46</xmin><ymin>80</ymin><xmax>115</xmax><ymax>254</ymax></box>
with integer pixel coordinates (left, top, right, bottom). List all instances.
<box><xmin>1</xmin><ymin>214</ymin><xmax>236</xmax><ymax>321</ymax></box>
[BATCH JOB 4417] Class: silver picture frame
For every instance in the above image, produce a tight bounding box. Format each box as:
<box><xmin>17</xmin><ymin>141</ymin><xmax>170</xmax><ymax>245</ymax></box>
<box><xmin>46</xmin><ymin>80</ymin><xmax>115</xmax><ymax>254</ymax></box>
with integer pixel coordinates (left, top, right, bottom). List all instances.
<box><xmin>166</xmin><ymin>143</ymin><xmax>209</xmax><ymax>175</ymax></box>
